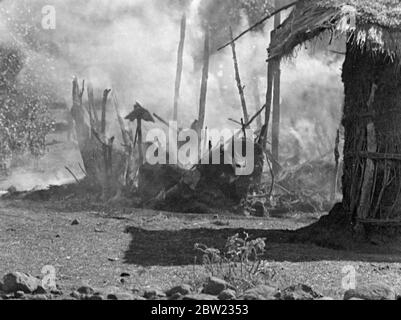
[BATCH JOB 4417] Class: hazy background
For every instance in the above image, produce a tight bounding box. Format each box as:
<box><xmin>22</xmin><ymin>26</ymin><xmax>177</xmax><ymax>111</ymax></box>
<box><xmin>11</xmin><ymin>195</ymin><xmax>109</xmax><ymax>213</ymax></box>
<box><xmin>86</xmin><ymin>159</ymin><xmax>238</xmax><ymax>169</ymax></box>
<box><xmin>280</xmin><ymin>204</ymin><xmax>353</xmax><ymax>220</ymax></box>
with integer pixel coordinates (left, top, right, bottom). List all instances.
<box><xmin>0</xmin><ymin>0</ymin><xmax>345</xmax><ymax>190</ymax></box>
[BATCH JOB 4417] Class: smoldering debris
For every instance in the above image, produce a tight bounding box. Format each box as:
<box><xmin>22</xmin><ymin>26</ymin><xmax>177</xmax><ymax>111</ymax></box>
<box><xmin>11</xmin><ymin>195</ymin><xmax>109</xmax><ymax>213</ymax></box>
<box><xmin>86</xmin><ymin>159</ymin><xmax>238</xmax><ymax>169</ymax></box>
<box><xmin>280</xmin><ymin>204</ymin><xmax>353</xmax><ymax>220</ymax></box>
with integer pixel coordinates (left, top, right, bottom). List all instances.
<box><xmin>0</xmin><ymin>0</ymin><xmax>344</xmax><ymax>216</ymax></box>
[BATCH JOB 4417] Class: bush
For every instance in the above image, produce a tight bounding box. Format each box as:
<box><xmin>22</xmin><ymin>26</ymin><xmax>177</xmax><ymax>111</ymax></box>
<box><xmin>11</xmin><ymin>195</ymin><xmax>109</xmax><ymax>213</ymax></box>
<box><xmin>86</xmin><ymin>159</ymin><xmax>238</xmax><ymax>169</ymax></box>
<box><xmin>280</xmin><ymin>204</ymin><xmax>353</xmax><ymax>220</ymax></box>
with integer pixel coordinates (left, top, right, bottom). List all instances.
<box><xmin>195</xmin><ymin>232</ymin><xmax>273</xmax><ymax>292</ymax></box>
<box><xmin>0</xmin><ymin>46</ymin><xmax>54</xmax><ymax>165</ymax></box>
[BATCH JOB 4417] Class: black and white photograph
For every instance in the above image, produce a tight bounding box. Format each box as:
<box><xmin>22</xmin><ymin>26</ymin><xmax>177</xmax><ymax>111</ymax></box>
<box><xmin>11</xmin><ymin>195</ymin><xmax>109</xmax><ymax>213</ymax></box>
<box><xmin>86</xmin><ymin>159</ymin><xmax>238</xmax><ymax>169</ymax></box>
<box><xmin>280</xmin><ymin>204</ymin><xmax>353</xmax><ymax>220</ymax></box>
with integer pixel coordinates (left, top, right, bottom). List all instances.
<box><xmin>0</xmin><ymin>0</ymin><xmax>400</xmax><ymax>308</ymax></box>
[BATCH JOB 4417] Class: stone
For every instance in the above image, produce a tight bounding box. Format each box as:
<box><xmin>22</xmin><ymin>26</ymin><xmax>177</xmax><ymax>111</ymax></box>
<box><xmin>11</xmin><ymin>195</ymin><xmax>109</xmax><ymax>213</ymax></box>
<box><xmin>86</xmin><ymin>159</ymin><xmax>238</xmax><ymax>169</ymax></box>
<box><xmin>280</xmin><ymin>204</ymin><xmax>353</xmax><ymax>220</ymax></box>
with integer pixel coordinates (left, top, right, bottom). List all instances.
<box><xmin>251</xmin><ymin>201</ymin><xmax>266</xmax><ymax>217</ymax></box>
<box><xmin>50</xmin><ymin>289</ymin><xmax>63</xmax><ymax>296</ymax></box>
<box><xmin>203</xmin><ymin>277</ymin><xmax>234</xmax><ymax>296</ymax></box>
<box><xmin>240</xmin><ymin>285</ymin><xmax>279</xmax><ymax>300</ymax></box>
<box><xmin>166</xmin><ymin>284</ymin><xmax>192</xmax><ymax>297</ymax></box>
<box><xmin>344</xmin><ymin>283</ymin><xmax>396</xmax><ymax>300</ymax></box>
<box><xmin>107</xmin><ymin>292</ymin><xmax>140</xmax><ymax>300</ymax></box>
<box><xmin>34</xmin><ymin>285</ymin><xmax>48</xmax><ymax>295</ymax></box>
<box><xmin>71</xmin><ymin>219</ymin><xmax>80</xmax><ymax>226</ymax></box>
<box><xmin>144</xmin><ymin>288</ymin><xmax>166</xmax><ymax>299</ymax></box>
<box><xmin>218</xmin><ymin>289</ymin><xmax>237</xmax><ymax>300</ymax></box>
<box><xmin>14</xmin><ymin>291</ymin><xmax>25</xmax><ymax>299</ymax></box>
<box><xmin>30</xmin><ymin>294</ymin><xmax>48</xmax><ymax>300</ymax></box>
<box><xmin>77</xmin><ymin>286</ymin><xmax>95</xmax><ymax>295</ymax></box>
<box><xmin>2</xmin><ymin>272</ymin><xmax>41</xmax><ymax>294</ymax></box>
<box><xmin>168</xmin><ymin>293</ymin><xmax>184</xmax><ymax>300</ymax></box>
<box><xmin>1</xmin><ymin>293</ymin><xmax>15</xmax><ymax>300</ymax></box>
<box><xmin>101</xmin><ymin>286</ymin><xmax>139</xmax><ymax>301</ymax></box>
<box><xmin>281</xmin><ymin>284</ymin><xmax>323</xmax><ymax>300</ymax></box>
<box><xmin>183</xmin><ymin>294</ymin><xmax>219</xmax><ymax>301</ymax></box>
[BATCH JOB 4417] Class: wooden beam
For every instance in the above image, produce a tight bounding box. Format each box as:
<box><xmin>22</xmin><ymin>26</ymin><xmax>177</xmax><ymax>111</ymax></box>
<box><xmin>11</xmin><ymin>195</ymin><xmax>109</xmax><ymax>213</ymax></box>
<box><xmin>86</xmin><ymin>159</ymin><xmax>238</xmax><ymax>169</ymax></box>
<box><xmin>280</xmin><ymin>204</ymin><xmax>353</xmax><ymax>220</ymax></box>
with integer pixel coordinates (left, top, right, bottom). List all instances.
<box><xmin>229</xmin><ymin>26</ymin><xmax>249</xmax><ymax>124</ymax></box>
<box><xmin>173</xmin><ymin>13</ymin><xmax>187</xmax><ymax>122</ymax></box>
<box><xmin>271</xmin><ymin>3</ymin><xmax>281</xmax><ymax>174</ymax></box>
<box><xmin>264</xmin><ymin>39</ymin><xmax>274</xmax><ymax>148</ymax></box>
<box><xmin>217</xmin><ymin>1</ymin><xmax>298</xmax><ymax>51</ymax></box>
<box><xmin>252</xmin><ymin>70</ymin><xmax>262</xmax><ymax>129</ymax></box>
<box><xmin>198</xmin><ymin>27</ymin><xmax>210</xmax><ymax>133</ymax></box>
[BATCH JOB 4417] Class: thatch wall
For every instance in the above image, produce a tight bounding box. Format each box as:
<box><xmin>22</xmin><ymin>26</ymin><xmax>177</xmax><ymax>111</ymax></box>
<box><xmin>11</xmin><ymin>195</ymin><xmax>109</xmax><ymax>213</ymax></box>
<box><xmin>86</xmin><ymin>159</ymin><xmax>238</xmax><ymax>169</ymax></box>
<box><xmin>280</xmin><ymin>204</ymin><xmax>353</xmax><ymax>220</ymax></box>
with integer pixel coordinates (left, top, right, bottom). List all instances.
<box><xmin>342</xmin><ymin>42</ymin><xmax>401</xmax><ymax>221</ymax></box>
<box><xmin>266</xmin><ymin>0</ymin><xmax>401</xmax><ymax>223</ymax></box>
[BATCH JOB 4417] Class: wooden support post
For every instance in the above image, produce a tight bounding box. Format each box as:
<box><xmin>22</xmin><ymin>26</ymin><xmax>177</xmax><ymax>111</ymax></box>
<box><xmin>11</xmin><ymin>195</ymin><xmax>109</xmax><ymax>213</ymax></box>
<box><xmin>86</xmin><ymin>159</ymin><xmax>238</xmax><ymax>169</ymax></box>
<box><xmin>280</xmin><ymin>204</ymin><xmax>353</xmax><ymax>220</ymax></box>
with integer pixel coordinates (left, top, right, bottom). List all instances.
<box><xmin>137</xmin><ymin>118</ymin><xmax>143</xmax><ymax>165</ymax></box>
<box><xmin>331</xmin><ymin>128</ymin><xmax>341</xmax><ymax>202</ymax></box>
<box><xmin>101</xmin><ymin>89</ymin><xmax>110</xmax><ymax>135</ymax></box>
<box><xmin>264</xmin><ymin>47</ymin><xmax>274</xmax><ymax>148</ymax></box>
<box><xmin>198</xmin><ymin>27</ymin><xmax>210</xmax><ymax>134</ymax></box>
<box><xmin>100</xmin><ymin>89</ymin><xmax>112</xmax><ymax>198</ymax></box>
<box><xmin>173</xmin><ymin>13</ymin><xmax>187</xmax><ymax>123</ymax></box>
<box><xmin>357</xmin><ymin>83</ymin><xmax>378</xmax><ymax>220</ymax></box>
<box><xmin>271</xmin><ymin>3</ymin><xmax>281</xmax><ymax>174</ymax></box>
<box><xmin>229</xmin><ymin>26</ymin><xmax>249</xmax><ymax>124</ymax></box>
<box><xmin>252</xmin><ymin>70</ymin><xmax>262</xmax><ymax>130</ymax></box>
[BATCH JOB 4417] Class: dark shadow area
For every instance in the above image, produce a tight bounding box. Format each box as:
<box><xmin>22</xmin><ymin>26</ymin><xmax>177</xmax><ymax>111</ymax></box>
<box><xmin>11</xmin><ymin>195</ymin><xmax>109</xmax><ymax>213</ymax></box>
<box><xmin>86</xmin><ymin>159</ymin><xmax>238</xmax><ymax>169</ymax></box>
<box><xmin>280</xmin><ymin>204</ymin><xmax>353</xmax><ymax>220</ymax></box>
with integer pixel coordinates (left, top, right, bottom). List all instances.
<box><xmin>123</xmin><ymin>226</ymin><xmax>293</xmax><ymax>266</ymax></box>
<box><xmin>124</xmin><ymin>205</ymin><xmax>401</xmax><ymax>266</ymax></box>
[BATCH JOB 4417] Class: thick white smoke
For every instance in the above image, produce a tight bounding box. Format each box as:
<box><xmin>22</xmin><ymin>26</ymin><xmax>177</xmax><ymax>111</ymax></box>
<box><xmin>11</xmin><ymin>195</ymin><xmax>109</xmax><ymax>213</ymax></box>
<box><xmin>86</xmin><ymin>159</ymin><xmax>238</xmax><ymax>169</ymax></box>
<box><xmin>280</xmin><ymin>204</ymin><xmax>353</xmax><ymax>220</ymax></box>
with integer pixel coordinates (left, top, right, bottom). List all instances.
<box><xmin>0</xmin><ymin>0</ymin><xmax>344</xmax><ymax>190</ymax></box>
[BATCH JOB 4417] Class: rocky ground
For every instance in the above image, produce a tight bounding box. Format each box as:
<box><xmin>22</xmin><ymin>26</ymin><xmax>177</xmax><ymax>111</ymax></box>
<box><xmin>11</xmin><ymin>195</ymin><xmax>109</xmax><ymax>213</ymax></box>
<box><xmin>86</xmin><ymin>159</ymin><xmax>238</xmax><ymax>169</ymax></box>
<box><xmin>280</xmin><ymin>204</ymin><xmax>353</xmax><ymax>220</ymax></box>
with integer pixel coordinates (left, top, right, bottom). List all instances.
<box><xmin>1</xmin><ymin>200</ymin><xmax>401</xmax><ymax>300</ymax></box>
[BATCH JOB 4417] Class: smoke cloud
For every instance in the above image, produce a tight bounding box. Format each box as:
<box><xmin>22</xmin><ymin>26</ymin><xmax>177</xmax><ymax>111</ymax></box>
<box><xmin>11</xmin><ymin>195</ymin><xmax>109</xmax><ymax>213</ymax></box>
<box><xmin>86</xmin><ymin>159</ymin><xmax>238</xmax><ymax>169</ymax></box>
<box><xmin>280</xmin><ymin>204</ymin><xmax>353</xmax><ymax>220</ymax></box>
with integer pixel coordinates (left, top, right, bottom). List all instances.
<box><xmin>0</xmin><ymin>0</ymin><xmax>344</xmax><ymax>190</ymax></box>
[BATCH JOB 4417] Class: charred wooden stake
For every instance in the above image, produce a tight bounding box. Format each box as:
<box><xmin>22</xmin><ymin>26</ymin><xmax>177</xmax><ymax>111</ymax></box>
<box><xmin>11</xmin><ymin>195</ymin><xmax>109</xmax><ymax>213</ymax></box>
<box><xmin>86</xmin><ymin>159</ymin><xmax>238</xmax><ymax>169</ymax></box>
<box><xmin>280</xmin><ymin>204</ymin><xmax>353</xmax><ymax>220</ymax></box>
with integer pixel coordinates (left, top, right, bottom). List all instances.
<box><xmin>198</xmin><ymin>27</ymin><xmax>210</xmax><ymax>134</ymax></box>
<box><xmin>229</xmin><ymin>26</ymin><xmax>249</xmax><ymax>124</ymax></box>
<box><xmin>125</xmin><ymin>102</ymin><xmax>155</xmax><ymax>165</ymax></box>
<box><xmin>173</xmin><ymin>13</ymin><xmax>187</xmax><ymax>122</ymax></box>
<box><xmin>101</xmin><ymin>89</ymin><xmax>112</xmax><ymax>180</ymax></box>
<box><xmin>112</xmin><ymin>93</ymin><xmax>133</xmax><ymax>187</ymax></box>
<box><xmin>71</xmin><ymin>77</ymin><xmax>93</xmax><ymax>175</ymax></box>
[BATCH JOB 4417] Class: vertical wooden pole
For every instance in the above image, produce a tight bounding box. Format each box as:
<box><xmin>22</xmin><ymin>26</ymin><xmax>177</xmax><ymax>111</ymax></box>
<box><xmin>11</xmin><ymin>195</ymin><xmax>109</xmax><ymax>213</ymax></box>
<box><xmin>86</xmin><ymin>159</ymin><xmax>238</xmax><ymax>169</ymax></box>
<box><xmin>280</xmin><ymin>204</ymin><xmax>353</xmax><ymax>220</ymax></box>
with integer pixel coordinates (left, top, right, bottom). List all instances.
<box><xmin>173</xmin><ymin>13</ymin><xmax>187</xmax><ymax>123</ymax></box>
<box><xmin>137</xmin><ymin>118</ymin><xmax>143</xmax><ymax>165</ymax></box>
<box><xmin>198</xmin><ymin>27</ymin><xmax>210</xmax><ymax>133</ymax></box>
<box><xmin>264</xmin><ymin>42</ymin><xmax>274</xmax><ymax>147</ymax></box>
<box><xmin>271</xmin><ymin>3</ymin><xmax>281</xmax><ymax>174</ymax></box>
<box><xmin>229</xmin><ymin>26</ymin><xmax>249</xmax><ymax>124</ymax></box>
<box><xmin>252</xmin><ymin>70</ymin><xmax>262</xmax><ymax>130</ymax></box>
<box><xmin>101</xmin><ymin>89</ymin><xmax>111</xmax><ymax>198</ymax></box>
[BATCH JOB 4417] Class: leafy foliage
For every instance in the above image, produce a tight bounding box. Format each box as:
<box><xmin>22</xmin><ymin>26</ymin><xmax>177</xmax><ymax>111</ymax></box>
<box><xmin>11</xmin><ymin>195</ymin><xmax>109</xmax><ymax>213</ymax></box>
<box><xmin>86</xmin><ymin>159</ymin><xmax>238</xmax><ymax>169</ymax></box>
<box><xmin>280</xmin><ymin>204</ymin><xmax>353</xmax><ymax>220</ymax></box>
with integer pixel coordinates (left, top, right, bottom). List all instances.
<box><xmin>195</xmin><ymin>233</ymin><xmax>274</xmax><ymax>292</ymax></box>
<box><xmin>0</xmin><ymin>46</ymin><xmax>54</xmax><ymax>164</ymax></box>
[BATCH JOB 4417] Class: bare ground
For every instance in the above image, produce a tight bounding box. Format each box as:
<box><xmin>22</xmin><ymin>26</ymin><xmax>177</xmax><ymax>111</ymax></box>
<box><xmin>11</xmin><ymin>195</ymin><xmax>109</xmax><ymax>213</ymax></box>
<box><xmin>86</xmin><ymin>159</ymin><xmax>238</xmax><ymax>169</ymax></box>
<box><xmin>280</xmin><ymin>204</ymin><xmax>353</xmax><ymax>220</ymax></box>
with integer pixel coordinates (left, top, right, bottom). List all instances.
<box><xmin>1</xmin><ymin>199</ymin><xmax>401</xmax><ymax>299</ymax></box>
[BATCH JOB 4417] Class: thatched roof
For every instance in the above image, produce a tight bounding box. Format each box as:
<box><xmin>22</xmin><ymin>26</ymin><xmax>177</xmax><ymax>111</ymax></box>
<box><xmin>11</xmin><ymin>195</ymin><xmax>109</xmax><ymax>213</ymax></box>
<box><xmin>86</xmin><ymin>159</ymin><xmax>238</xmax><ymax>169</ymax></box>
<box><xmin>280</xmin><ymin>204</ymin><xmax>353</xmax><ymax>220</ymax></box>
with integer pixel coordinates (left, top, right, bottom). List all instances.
<box><xmin>269</xmin><ymin>0</ymin><xmax>401</xmax><ymax>60</ymax></box>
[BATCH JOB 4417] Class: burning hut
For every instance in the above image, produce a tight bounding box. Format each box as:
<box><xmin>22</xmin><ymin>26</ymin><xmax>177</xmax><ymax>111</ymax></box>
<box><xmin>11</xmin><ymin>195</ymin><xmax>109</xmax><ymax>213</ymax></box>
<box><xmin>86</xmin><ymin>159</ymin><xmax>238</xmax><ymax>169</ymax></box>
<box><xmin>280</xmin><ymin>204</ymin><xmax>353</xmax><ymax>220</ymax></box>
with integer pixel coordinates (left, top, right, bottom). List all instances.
<box><xmin>268</xmin><ymin>0</ymin><xmax>401</xmax><ymax>226</ymax></box>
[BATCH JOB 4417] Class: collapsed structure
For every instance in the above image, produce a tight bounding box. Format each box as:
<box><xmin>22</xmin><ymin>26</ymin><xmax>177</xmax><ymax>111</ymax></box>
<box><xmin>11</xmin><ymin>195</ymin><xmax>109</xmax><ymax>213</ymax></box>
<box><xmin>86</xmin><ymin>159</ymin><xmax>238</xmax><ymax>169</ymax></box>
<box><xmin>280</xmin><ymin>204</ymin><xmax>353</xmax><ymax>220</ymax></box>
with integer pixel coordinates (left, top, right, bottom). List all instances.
<box><xmin>268</xmin><ymin>0</ymin><xmax>401</xmax><ymax>227</ymax></box>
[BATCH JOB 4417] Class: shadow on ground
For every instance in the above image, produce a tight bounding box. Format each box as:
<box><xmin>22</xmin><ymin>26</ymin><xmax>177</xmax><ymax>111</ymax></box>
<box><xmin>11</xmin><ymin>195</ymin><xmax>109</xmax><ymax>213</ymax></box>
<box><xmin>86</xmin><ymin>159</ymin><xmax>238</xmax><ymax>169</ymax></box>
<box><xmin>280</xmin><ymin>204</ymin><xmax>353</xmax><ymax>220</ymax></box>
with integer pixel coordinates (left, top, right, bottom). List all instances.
<box><xmin>123</xmin><ymin>227</ymin><xmax>295</xmax><ymax>266</ymax></box>
<box><xmin>124</xmin><ymin>205</ymin><xmax>401</xmax><ymax>267</ymax></box>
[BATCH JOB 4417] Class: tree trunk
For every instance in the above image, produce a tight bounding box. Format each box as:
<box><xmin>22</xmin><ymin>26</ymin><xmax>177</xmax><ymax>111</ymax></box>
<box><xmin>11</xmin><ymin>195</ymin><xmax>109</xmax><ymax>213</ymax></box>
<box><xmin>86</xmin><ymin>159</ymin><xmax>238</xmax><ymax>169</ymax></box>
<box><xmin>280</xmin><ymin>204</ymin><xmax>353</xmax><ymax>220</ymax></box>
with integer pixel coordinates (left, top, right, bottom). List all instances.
<box><xmin>342</xmin><ymin>44</ymin><xmax>401</xmax><ymax>222</ymax></box>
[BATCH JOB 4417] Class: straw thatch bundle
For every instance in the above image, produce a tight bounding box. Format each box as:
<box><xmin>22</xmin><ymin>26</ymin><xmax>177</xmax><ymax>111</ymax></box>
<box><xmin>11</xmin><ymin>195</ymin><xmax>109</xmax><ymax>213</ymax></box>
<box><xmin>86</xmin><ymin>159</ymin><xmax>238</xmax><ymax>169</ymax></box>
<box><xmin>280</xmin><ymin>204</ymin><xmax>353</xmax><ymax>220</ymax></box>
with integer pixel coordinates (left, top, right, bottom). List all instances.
<box><xmin>270</xmin><ymin>0</ymin><xmax>401</xmax><ymax>61</ymax></box>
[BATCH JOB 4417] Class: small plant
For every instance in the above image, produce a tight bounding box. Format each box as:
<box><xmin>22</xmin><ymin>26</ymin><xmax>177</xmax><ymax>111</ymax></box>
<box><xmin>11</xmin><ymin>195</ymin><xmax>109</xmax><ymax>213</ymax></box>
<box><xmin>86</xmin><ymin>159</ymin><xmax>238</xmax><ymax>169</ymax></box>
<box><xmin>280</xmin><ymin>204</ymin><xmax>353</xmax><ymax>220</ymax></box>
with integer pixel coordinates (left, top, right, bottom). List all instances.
<box><xmin>194</xmin><ymin>232</ymin><xmax>273</xmax><ymax>292</ymax></box>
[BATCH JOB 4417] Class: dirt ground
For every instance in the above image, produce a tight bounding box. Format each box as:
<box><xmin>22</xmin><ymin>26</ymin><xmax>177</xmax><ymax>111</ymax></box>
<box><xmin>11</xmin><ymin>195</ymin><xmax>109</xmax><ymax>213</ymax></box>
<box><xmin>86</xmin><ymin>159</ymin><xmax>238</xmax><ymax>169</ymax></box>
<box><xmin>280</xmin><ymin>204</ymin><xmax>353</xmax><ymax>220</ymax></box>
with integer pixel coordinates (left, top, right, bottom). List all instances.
<box><xmin>1</xmin><ymin>199</ymin><xmax>401</xmax><ymax>300</ymax></box>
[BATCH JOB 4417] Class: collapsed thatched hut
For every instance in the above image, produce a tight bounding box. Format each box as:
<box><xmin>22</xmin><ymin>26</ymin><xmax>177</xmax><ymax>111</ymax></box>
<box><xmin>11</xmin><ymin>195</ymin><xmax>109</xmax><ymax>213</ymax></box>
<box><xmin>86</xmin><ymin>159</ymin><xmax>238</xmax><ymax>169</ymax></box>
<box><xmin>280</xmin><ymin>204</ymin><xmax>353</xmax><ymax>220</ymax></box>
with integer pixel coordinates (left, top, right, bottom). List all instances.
<box><xmin>269</xmin><ymin>0</ymin><xmax>401</xmax><ymax>224</ymax></box>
